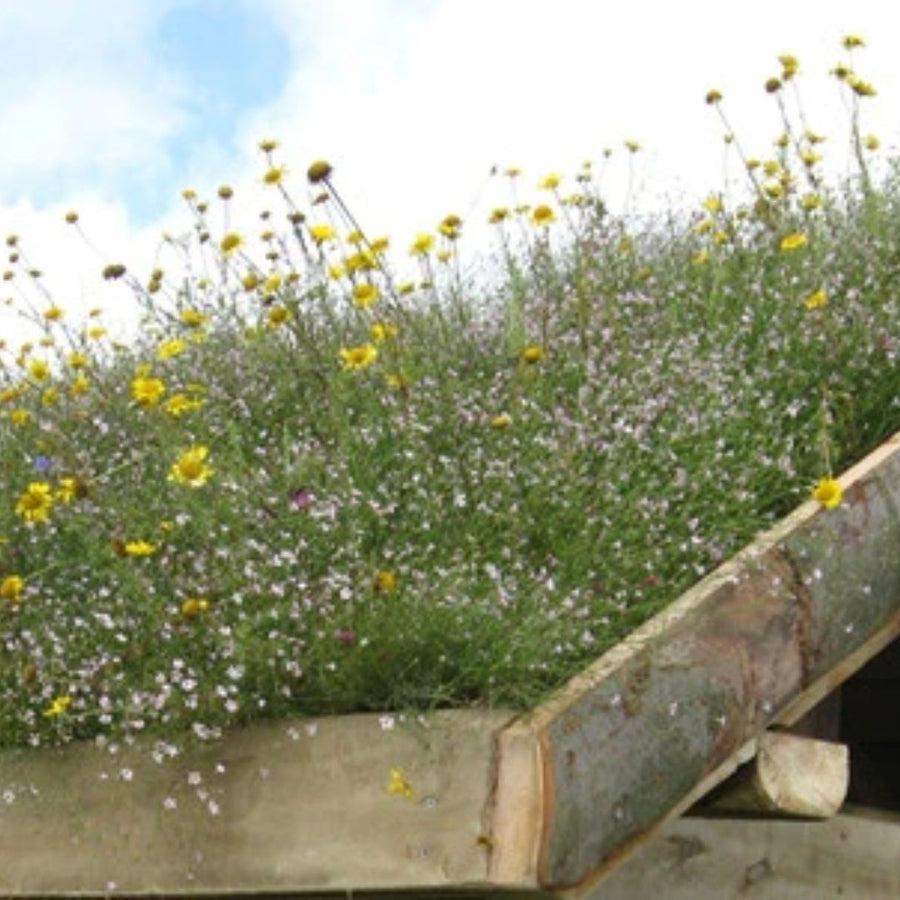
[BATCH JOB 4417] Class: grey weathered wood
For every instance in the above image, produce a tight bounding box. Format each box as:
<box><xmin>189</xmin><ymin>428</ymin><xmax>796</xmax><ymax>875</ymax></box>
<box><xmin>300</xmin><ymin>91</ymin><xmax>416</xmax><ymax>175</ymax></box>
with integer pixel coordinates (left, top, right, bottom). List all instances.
<box><xmin>591</xmin><ymin>806</ymin><xmax>900</xmax><ymax>900</ymax></box>
<box><xmin>697</xmin><ymin>731</ymin><xmax>848</xmax><ymax>818</ymax></box>
<box><xmin>490</xmin><ymin>432</ymin><xmax>900</xmax><ymax>892</ymax></box>
<box><xmin>0</xmin><ymin>709</ymin><xmax>515</xmax><ymax>896</ymax></box>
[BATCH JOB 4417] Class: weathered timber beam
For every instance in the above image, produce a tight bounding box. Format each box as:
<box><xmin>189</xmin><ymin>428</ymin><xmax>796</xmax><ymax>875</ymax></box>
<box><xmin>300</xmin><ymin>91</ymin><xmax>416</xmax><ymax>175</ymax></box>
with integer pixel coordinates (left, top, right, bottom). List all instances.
<box><xmin>490</xmin><ymin>432</ymin><xmax>900</xmax><ymax>893</ymax></box>
<box><xmin>597</xmin><ymin>806</ymin><xmax>900</xmax><ymax>899</ymax></box>
<box><xmin>695</xmin><ymin>731</ymin><xmax>849</xmax><ymax>819</ymax></box>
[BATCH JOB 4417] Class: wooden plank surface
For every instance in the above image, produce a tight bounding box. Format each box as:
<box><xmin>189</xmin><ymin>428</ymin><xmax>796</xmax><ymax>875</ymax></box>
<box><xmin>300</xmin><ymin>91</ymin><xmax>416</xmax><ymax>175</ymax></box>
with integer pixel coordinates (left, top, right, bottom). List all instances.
<box><xmin>0</xmin><ymin>709</ymin><xmax>515</xmax><ymax>896</ymax></box>
<box><xmin>589</xmin><ymin>806</ymin><xmax>900</xmax><ymax>900</ymax></box>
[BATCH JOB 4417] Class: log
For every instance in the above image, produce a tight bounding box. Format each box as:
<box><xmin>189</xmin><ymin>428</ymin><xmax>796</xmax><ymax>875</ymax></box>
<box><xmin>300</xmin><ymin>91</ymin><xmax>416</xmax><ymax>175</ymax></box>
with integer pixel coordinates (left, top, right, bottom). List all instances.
<box><xmin>697</xmin><ymin>731</ymin><xmax>849</xmax><ymax>818</ymax></box>
<box><xmin>491</xmin><ymin>432</ymin><xmax>900</xmax><ymax>892</ymax></box>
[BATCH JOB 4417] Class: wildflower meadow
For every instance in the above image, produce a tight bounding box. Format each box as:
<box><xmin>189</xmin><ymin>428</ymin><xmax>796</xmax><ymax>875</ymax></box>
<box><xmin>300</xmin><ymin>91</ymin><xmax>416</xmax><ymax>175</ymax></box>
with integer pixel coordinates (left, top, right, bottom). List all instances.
<box><xmin>2</xmin><ymin>36</ymin><xmax>899</xmax><ymax>758</ymax></box>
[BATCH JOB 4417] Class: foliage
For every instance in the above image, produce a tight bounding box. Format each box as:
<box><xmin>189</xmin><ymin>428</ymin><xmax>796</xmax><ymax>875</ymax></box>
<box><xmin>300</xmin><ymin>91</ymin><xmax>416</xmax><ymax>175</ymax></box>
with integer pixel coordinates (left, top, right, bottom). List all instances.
<box><xmin>0</xmin><ymin>36</ymin><xmax>896</xmax><ymax>751</ymax></box>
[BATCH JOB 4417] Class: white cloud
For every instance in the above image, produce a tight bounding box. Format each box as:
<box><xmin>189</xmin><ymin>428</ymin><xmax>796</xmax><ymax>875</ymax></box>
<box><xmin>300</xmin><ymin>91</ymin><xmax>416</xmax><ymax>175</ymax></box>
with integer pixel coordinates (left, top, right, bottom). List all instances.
<box><xmin>0</xmin><ymin>194</ymin><xmax>168</xmax><ymax>348</ymax></box>
<box><xmin>0</xmin><ymin>1</ymin><xmax>187</xmax><ymax>200</ymax></box>
<box><xmin>236</xmin><ymin>0</ymin><xmax>900</xmax><ymax>243</ymax></box>
<box><xmin>3</xmin><ymin>0</ymin><xmax>900</xmax><ymax>351</ymax></box>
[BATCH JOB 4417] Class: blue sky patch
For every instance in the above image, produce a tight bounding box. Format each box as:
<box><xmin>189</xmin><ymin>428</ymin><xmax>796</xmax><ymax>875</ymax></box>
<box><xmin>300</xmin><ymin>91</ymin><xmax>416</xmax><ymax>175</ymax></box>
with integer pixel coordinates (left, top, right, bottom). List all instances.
<box><xmin>0</xmin><ymin>2</ymin><xmax>294</xmax><ymax>225</ymax></box>
<box><xmin>143</xmin><ymin>1</ymin><xmax>293</xmax><ymax>221</ymax></box>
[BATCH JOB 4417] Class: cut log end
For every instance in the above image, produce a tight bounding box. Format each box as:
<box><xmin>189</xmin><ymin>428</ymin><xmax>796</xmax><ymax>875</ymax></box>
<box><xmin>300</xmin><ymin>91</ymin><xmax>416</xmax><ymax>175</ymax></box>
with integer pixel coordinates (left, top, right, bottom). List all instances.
<box><xmin>696</xmin><ymin>731</ymin><xmax>849</xmax><ymax>819</ymax></box>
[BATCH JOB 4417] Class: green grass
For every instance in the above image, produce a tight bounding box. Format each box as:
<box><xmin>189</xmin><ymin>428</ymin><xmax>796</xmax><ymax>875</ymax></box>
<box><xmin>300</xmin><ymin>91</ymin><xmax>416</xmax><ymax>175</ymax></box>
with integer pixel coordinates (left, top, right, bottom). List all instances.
<box><xmin>2</xmin><ymin>39</ymin><xmax>899</xmax><ymax>751</ymax></box>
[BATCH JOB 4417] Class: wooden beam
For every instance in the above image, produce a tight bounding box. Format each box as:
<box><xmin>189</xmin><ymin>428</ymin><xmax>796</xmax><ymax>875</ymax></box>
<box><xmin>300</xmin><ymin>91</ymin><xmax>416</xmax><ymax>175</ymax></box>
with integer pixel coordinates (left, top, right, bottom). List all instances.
<box><xmin>774</xmin><ymin>610</ymin><xmax>900</xmax><ymax>728</ymax></box>
<box><xmin>594</xmin><ymin>806</ymin><xmax>900</xmax><ymax>900</ymax></box>
<box><xmin>504</xmin><ymin>432</ymin><xmax>900</xmax><ymax>892</ymax></box>
<box><xmin>696</xmin><ymin>731</ymin><xmax>848</xmax><ymax>819</ymax></box>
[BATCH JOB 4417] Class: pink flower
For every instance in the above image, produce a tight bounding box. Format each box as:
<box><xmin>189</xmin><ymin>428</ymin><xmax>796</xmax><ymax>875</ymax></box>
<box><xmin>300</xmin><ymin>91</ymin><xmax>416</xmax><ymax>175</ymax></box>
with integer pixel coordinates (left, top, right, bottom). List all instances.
<box><xmin>291</xmin><ymin>487</ymin><xmax>313</xmax><ymax>510</ymax></box>
<box><xmin>335</xmin><ymin>628</ymin><xmax>357</xmax><ymax>645</ymax></box>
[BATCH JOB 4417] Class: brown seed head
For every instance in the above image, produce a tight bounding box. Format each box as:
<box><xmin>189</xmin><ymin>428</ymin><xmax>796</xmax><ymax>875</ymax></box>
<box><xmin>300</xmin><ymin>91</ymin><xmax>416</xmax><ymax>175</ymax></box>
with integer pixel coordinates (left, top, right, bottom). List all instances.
<box><xmin>102</xmin><ymin>263</ymin><xmax>127</xmax><ymax>280</ymax></box>
<box><xmin>307</xmin><ymin>160</ymin><xmax>333</xmax><ymax>183</ymax></box>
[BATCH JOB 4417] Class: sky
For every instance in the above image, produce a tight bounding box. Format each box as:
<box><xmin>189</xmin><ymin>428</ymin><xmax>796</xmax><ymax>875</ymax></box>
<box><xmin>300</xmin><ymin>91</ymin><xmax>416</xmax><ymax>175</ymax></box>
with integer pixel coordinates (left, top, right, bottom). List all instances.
<box><xmin>1</xmin><ymin>0</ymin><xmax>899</xmax><ymax>347</ymax></box>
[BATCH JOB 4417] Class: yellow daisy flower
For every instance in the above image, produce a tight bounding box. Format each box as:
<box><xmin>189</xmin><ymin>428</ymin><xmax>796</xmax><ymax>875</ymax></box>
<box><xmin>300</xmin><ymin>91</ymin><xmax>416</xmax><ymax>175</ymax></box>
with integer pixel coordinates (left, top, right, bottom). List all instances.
<box><xmin>813</xmin><ymin>477</ymin><xmax>843</xmax><ymax>509</ymax></box>
<box><xmin>15</xmin><ymin>482</ymin><xmax>54</xmax><ymax>524</ymax></box>
<box><xmin>168</xmin><ymin>446</ymin><xmax>213</xmax><ymax>488</ymax></box>
<box><xmin>339</xmin><ymin>345</ymin><xmax>378</xmax><ymax>370</ymax></box>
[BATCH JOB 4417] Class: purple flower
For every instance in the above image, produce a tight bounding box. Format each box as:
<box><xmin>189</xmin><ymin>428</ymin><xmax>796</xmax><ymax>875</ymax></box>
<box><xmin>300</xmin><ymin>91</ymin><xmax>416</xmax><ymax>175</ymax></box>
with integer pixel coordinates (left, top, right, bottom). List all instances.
<box><xmin>33</xmin><ymin>456</ymin><xmax>53</xmax><ymax>474</ymax></box>
<box><xmin>291</xmin><ymin>486</ymin><xmax>313</xmax><ymax>510</ymax></box>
